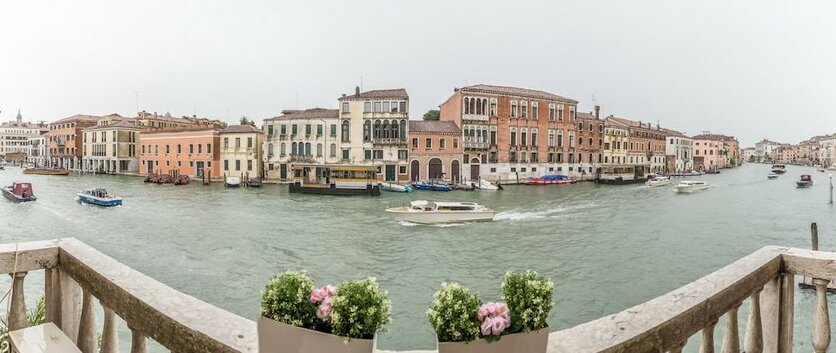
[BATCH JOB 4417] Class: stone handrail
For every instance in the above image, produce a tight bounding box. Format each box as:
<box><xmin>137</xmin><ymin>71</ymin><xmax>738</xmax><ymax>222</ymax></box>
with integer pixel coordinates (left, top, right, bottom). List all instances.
<box><xmin>2</xmin><ymin>241</ymin><xmax>834</xmax><ymax>353</ymax></box>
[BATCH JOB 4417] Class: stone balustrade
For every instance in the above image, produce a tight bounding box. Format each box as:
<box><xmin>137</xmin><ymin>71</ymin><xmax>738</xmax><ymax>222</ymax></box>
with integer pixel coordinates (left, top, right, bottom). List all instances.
<box><xmin>1</xmin><ymin>240</ymin><xmax>833</xmax><ymax>353</ymax></box>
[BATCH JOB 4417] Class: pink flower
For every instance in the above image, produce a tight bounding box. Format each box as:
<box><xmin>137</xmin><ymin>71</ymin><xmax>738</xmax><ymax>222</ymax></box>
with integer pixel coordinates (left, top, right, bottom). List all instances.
<box><xmin>480</xmin><ymin>316</ymin><xmax>494</xmax><ymax>336</ymax></box>
<box><xmin>477</xmin><ymin>306</ymin><xmax>489</xmax><ymax>321</ymax></box>
<box><xmin>491</xmin><ymin>317</ymin><xmax>507</xmax><ymax>335</ymax></box>
<box><xmin>316</xmin><ymin>302</ymin><xmax>332</xmax><ymax>320</ymax></box>
<box><xmin>324</xmin><ymin>284</ymin><xmax>337</xmax><ymax>296</ymax></box>
<box><xmin>495</xmin><ymin>303</ymin><xmax>510</xmax><ymax>320</ymax></box>
<box><xmin>310</xmin><ymin>288</ymin><xmax>326</xmax><ymax>304</ymax></box>
<box><xmin>477</xmin><ymin>302</ymin><xmax>511</xmax><ymax>337</ymax></box>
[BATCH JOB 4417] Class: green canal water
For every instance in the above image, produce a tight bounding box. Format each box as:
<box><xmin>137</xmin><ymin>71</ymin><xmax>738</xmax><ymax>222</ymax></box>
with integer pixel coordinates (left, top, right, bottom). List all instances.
<box><xmin>1</xmin><ymin>164</ymin><xmax>835</xmax><ymax>351</ymax></box>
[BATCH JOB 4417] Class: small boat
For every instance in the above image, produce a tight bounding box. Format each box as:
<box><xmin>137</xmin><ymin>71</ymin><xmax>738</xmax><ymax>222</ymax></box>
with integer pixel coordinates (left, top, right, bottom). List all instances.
<box><xmin>385</xmin><ymin>200</ymin><xmax>495</xmax><ymax>224</ymax></box>
<box><xmin>675</xmin><ymin>180</ymin><xmax>709</xmax><ymax>193</ymax></box>
<box><xmin>771</xmin><ymin>164</ymin><xmax>787</xmax><ymax>174</ymax></box>
<box><xmin>0</xmin><ymin>162</ymin><xmax>5</xmax><ymax>170</ymax></box>
<box><xmin>380</xmin><ymin>182</ymin><xmax>413</xmax><ymax>193</ymax></box>
<box><xmin>77</xmin><ymin>188</ymin><xmax>122</xmax><ymax>207</ymax></box>
<box><xmin>23</xmin><ymin>167</ymin><xmax>70</xmax><ymax>176</ymax></box>
<box><xmin>247</xmin><ymin>177</ymin><xmax>263</xmax><ymax>188</ymax></box>
<box><xmin>173</xmin><ymin>175</ymin><xmax>190</xmax><ymax>185</ymax></box>
<box><xmin>797</xmin><ymin>175</ymin><xmax>813</xmax><ymax>188</ymax></box>
<box><xmin>767</xmin><ymin>173</ymin><xmax>779</xmax><ymax>180</ymax></box>
<box><xmin>2</xmin><ymin>182</ymin><xmax>36</xmax><ymax>202</ymax></box>
<box><xmin>524</xmin><ymin>175</ymin><xmax>576</xmax><ymax>185</ymax></box>
<box><xmin>472</xmin><ymin>179</ymin><xmax>501</xmax><ymax>190</ymax></box>
<box><xmin>645</xmin><ymin>176</ymin><xmax>672</xmax><ymax>187</ymax></box>
<box><xmin>819</xmin><ymin>168</ymin><xmax>826</xmax><ymax>173</ymax></box>
<box><xmin>289</xmin><ymin>164</ymin><xmax>380</xmax><ymax>196</ymax></box>
<box><xmin>225</xmin><ymin>176</ymin><xmax>241</xmax><ymax>187</ymax></box>
<box><xmin>413</xmin><ymin>180</ymin><xmax>452</xmax><ymax>192</ymax></box>
<box><xmin>671</xmin><ymin>171</ymin><xmax>703</xmax><ymax>177</ymax></box>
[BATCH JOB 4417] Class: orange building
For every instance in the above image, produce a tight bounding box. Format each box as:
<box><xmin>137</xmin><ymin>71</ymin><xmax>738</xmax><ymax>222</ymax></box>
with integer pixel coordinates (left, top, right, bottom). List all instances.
<box><xmin>47</xmin><ymin>114</ymin><xmax>101</xmax><ymax>169</ymax></box>
<box><xmin>138</xmin><ymin>128</ymin><xmax>221</xmax><ymax>180</ymax></box>
<box><xmin>407</xmin><ymin>121</ymin><xmax>463</xmax><ymax>182</ymax></box>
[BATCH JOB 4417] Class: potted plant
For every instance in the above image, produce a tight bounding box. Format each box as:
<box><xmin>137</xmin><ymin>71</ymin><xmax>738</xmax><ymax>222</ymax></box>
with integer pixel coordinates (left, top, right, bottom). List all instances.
<box><xmin>428</xmin><ymin>271</ymin><xmax>553</xmax><ymax>353</ymax></box>
<box><xmin>258</xmin><ymin>271</ymin><xmax>391</xmax><ymax>353</ymax></box>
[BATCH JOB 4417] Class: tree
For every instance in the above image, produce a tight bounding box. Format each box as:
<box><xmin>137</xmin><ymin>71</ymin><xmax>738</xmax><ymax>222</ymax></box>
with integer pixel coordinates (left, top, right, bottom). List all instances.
<box><xmin>239</xmin><ymin>116</ymin><xmax>255</xmax><ymax>126</ymax></box>
<box><xmin>423</xmin><ymin>110</ymin><xmax>440</xmax><ymax>121</ymax></box>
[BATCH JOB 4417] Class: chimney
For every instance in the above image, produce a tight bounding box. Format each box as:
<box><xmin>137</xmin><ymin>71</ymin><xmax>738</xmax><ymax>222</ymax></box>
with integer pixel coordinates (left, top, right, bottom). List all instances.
<box><xmin>355</xmin><ymin>86</ymin><xmax>360</xmax><ymax>95</ymax></box>
<box><xmin>594</xmin><ymin>105</ymin><xmax>600</xmax><ymax>119</ymax></box>
<box><xmin>342</xmin><ymin>94</ymin><xmax>346</xmax><ymax>98</ymax></box>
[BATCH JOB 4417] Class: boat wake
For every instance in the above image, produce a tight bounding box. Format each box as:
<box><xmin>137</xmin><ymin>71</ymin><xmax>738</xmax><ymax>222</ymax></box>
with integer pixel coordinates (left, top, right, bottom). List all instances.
<box><xmin>397</xmin><ymin>220</ymin><xmax>465</xmax><ymax>227</ymax></box>
<box><xmin>494</xmin><ymin>208</ymin><xmax>564</xmax><ymax>221</ymax></box>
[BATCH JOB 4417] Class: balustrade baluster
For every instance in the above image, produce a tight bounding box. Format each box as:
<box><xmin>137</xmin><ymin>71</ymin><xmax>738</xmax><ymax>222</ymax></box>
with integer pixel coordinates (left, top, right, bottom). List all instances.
<box><xmin>721</xmin><ymin>304</ymin><xmax>741</xmax><ymax>353</ymax></box>
<box><xmin>700</xmin><ymin>321</ymin><xmax>717</xmax><ymax>353</ymax></box>
<box><xmin>129</xmin><ymin>326</ymin><xmax>147</xmax><ymax>353</ymax></box>
<box><xmin>7</xmin><ymin>272</ymin><xmax>28</xmax><ymax>331</ymax></box>
<box><xmin>77</xmin><ymin>290</ymin><xmax>97</xmax><ymax>353</ymax></box>
<box><xmin>744</xmin><ymin>288</ymin><xmax>764</xmax><ymax>353</ymax></box>
<box><xmin>668</xmin><ymin>342</ymin><xmax>686</xmax><ymax>353</ymax></box>
<box><xmin>778</xmin><ymin>272</ymin><xmax>795</xmax><ymax>353</ymax></box>
<box><xmin>101</xmin><ymin>307</ymin><xmax>118</xmax><ymax>353</ymax></box>
<box><xmin>812</xmin><ymin>278</ymin><xmax>831</xmax><ymax>353</ymax></box>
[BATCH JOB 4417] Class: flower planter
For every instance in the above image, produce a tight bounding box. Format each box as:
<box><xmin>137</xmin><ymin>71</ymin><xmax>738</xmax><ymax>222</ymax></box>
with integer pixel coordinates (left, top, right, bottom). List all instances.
<box><xmin>258</xmin><ymin>317</ymin><xmax>375</xmax><ymax>353</ymax></box>
<box><xmin>437</xmin><ymin>328</ymin><xmax>549</xmax><ymax>353</ymax></box>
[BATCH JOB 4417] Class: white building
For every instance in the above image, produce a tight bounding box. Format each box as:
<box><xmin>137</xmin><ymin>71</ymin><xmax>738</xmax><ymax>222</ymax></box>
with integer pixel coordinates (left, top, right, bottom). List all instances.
<box><xmin>665</xmin><ymin>130</ymin><xmax>693</xmax><ymax>172</ymax></box>
<box><xmin>337</xmin><ymin>87</ymin><xmax>410</xmax><ymax>182</ymax></box>
<box><xmin>820</xmin><ymin>137</ymin><xmax>836</xmax><ymax>167</ymax></box>
<box><xmin>262</xmin><ymin>108</ymin><xmax>340</xmax><ymax>180</ymax></box>
<box><xmin>26</xmin><ymin>134</ymin><xmax>48</xmax><ymax>167</ymax></box>
<box><xmin>0</xmin><ymin>111</ymin><xmax>46</xmax><ymax>163</ymax></box>
<box><xmin>741</xmin><ymin>147</ymin><xmax>756</xmax><ymax>163</ymax></box>
<box><xmin>754</xmin><ymin>139</ymin><xmax>782</xmax><ymax>162</ymax></box>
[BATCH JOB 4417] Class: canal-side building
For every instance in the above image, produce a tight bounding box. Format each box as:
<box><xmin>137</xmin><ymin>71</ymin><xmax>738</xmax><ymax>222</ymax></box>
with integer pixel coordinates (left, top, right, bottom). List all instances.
<box><xmin>47</xmin><ymin>114</ymin><xmax>101</xmax><ymax>169</ymax></box>
<box><xmin>603</xmin><ymin>119</ymin><xmax>629</xmax><ymax>165</ymax></box>
<box><xmin>262</xmin><ymin>108</ymin><xmax>340</xmax><ymax>181</ymax></box>
<box><xmin>604</xmin><ymin>116</ymin><xmax>667</xmax><ymax>174</ymax></box>
<box><xmin>754</xmin><ymin>139</ymin><xmax>782</xmax><ymax>162</ymax></box>
<box><xmin>575</xmin><ymin>110</ymin><xmax>604</xmax><ymax>179</ymax></box>
<box><xmin>723</xmin><ymin>136</ymin><xmax>741</xmax><ymax>166</ymax></box>
<box><xmin>742</xmin><ymin>147</ymin><xmax>756</xmax><ymax>163</ymax></box>
<box><xmin>337</xmin><ymin>87</ymin><xmax>410</xmax><ymax>182</ymax></box>
<box><xmin>692</xmin><ymin>134</ymin><xmax>728</xmax><ymax>171</ymax></box>
<box><xmin>138</xmin><ymin>127</ymin><xmax>221</xmax><ymax>179</ymax></box>
<box><xmin>407</xmin><ymin>120</ymin><xmax>463</xmax><ymax>182</ymax></box>
<box><xmin>664</xmin><ymin>129</ymin><xmax>693</xmax><ymax>173</ymax></box>
<box><xmin>219</xmin><ymin>124</ymin><xmax>264</xmax><ymax>180</ymax></box>
<box><xmin>80</xmin><ymin>114</ymin><xmax>140</xmax><ymax>174</ymax></box>
<box><xmin>438</xmin><ymin>84</ymin><xmax>581</xmax><ymax>182</ymax></box>
<box><xmin>820</xmin><ymin>136</ymin><xmax>836</xmax><ymax>167</ymax></box>
<box><xmin>0</xmin><ymin>111</ymin><xmax>47</xmax><ymax>163</ymax></box>
<box><xmin>26</xmin><ymin>133</ymin><xmax>48</xmax><ymax>167</ymax></box>
<box><xmin>135</xmin><ymin>111</ymin><xmax>227</xmax><ymax>130</ymax></box>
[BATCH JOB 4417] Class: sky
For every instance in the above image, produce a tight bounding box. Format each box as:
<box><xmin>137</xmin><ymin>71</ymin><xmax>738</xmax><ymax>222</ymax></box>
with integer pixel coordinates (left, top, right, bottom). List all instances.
<box><xmin>1</xmin><ymin>1</ymin><xmax>834</xmax><ymax>147</ymax></box>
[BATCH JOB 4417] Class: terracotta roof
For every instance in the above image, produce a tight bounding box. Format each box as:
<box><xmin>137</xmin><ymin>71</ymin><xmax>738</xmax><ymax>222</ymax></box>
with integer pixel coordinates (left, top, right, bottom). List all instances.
<box><xmin>408</xmin><ymin>120</ymin><xmax>461</xmax><ymax>134</ymax></box>
<box><xmin>662</xmin><ymin>129</ymin><xmax>689</xmax><ymax>138</ymax></box>
<box><xmin>50</xmin><ymin>114</ymin><xmax>102</xmax><ymax>125</ymax></box>
<box><xmin>692</xmin><ymin>133</ymin><xmax>737</xmax><ymax>141</ymax></box>
<box><xmin>339</xmin><ymin>88</ymin><xmax>409</xmax><ymax>100</ymax></box>
<box><xmin>576</xmin><ymin>112</ymin><xmax>597</xmax><ymax>120</ymax></box>
<box><xmin>221</xmin><ymin>124</ymin><xmax>262</xmax><ymax>134</ymax></box>
<box><xmin>264</xmin><ymin>108</ymin><xmax>339</xmax><ymax>121</ymax></box>
<box><xmin>458</xmin><ymin>84</ymin><xmax>578</xmax><ymax>104</ymax></box>
<box><xmin>84</xmin><ymin>119</ymin><xmax>138</xmax><ymax>130</ymax></box>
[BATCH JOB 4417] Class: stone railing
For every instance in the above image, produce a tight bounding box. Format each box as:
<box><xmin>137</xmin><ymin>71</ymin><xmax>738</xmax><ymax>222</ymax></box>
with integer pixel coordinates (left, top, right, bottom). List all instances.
<box><xmin>2</xmin><ymin>239</ymin><xmax>834</xmax><ymax>353</ymax></box>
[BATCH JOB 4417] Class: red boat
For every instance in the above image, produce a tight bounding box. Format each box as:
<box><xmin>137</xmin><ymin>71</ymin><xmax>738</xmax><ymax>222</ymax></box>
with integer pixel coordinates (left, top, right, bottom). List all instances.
<box><xmin>2</xmin><ymin>182</ymin><xmax>37</xmax><ymax>202</ymax></box>
<box><xmin>524</xmin><ymin>175</ymin><xmax>577</xmax><ymax>186</ymax></box>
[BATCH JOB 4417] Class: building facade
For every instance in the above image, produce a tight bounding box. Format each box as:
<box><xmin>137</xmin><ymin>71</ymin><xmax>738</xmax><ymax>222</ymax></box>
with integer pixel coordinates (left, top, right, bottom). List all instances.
<box><xmin>821</xmin><ymin>137</ymin><xmax>836</xmax><ymax>167</ymax></box>
<box><xmin>438</xmin><ymin>84</ymin><xmax>589</xmax><ymax>182</ymax></box>
<box><xmin>337</xmin><ymin>87</ymin><xmax>410</xmax><ymax>182</ymax></box>
<box><xmin>81</xmin><ymin>114</ymin><xmax>140</xmax><ymax>174</ymax></box>
<box><xmin>0</xmin><ymin>111</ymin><xmax>46</xmax><ymax>163</ymax></box>
<box><xmin>219</xmin><ymin>124</ymin><xmax>264</xmax><ymax>180</ymax></box>
<box><xmin>47</xmin><ymin>115</ymin><xmax>101</xmax><ymax>169</ymax></box>
<box><xmin>261</xmin><ymin>108</ymin><xmax>340</xmax><ymax>180</ymax></box>
<box><xmin>26</xmin><ymin>134</ymin><xmax>48</xmax><ymax>167</ymax></box>
<box><xmin>603</xmin><ymin>120</ymin><xmax>629</xmax><ymax>165</ymax></box>
<box><xmin>742</xmin><ymin>147</ymin><xmax>756</xmax><ymax>163</ymax></box>
<box><xmin>407</xmin><ymin>120</ymin><xmax>463</xmax><ymax>182</ymax></box>
<box><xmin>575</xmin><ymin>111</ymin><xmax>605</xmax><ymax>178</ymax></box>
<box><xmin>605</xmin><ymin>117</ymin><xmax>667</xmax><ymax>174</ymax></box>
<box><xmin>665</xmin><ymin>130</ymin><xmax>694</xmax><ymax>172</ymax></box>
<box><xmin>138</xmin><ymin>128</ymin><xmax>221</xmax><ymax>179</ymax></box>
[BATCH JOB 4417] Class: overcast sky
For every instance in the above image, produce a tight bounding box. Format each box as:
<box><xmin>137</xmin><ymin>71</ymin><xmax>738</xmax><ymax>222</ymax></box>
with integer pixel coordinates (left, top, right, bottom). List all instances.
<box><xmin>1</xmin><ymin>1</ymin><xmax>834</xmax><ymax>146</ymax></box>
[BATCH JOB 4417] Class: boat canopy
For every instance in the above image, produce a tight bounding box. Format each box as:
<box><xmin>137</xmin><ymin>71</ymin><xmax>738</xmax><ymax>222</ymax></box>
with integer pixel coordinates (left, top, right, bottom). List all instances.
<box><xmin>541</xmin><ymin>175</ymin><xmax>568</xmax><ymax>181</ymax></box>
<box><xmin>801</xmin><ymin>175</ymin><xmax>812</xmax><ymax>181</ymax></box>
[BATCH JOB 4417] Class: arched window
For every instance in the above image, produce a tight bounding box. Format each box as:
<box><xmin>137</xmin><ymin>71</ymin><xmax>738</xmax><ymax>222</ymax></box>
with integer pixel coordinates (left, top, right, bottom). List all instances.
<box><xmin>475</xmin><ymin>98</ymin><xmax>482</xmax><ymax>115</ymax></box>
<box><xmin>374</xmin><ymin>120</ymin><xmax>382</xmax><ymax>139</ymax></box>
<box><xmin>481</xmin><ymin>99</ymin><xmax>487</xmax><ymax>115</ymax></box>
<box><xmin>305</xmin><ymin>143</ymin><xmax>312</xmax><ymax>156</ymax></box>
<box><xmin>382</xmin><ymin>120</ymin><xmax>390</xmax><ymax>139</ymax></box>
<box><xmin>291</xmin><ymin>142</ymin><xmax>297</xmax><ymax>156</ymax></box>
<box><xmin>267</xmin><ymin>143</ymin><xmax>274</xmax><ymax>156</ymax></box>
<box><xmin>469</xmin><ymin>98</ymin><xmax>476</xmax><ymax>115</ymax></box>
<box><xmin>341</xmin><ymin>120</ymin><xmax>350</xmax><ymax>142</ymax></box>
<box><xmin>464</xmin><ymin>98</ymin><xmax>470</xmax><ymax>114</ymax></box>
<box><xmin>280</xmin><ymin>143</ymin><xmax>286</xmax><ymax>156</ymax></box>
<box><xmin>330</xmin><ymin>143</ymin><xmax>336</xmax><ymax>157</ymax></box>
<box><xmin>363</xmin><ymin>121</ymin><xmax>372</xmax><ymax>142</ymax></box>
<box><xmin>317</xmin><ymin>143</ymin><xmax>323</xmax><ymax>157</ymax></box>
<box><xmin>400</xmin><ymin>119</ymin><xmax>406</xmax><ymax>141</ymax></box>
<box><xmin>391</xmin><ymin>120</ymin><xmax>399</xmax><ymax>139</ymax></box>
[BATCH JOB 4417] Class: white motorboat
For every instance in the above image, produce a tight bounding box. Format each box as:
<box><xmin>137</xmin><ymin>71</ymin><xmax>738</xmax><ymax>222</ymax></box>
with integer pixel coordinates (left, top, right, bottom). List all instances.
<box><xmin>675</xmin><ymin>180</ymin><xmax>709</xmax><ymax>193</ymax></box>
<box><xmin>645</xmin><ymin>176</ymin><xmax>672</xmax><ymax>187</ymax></box>
<box><xmin>225</xmin><ymin>176</ymin><xmax>241</xmax><ymax>187</ymax></box>
<box><xmin>380</xmin><ymin>182</ymin><xmax>413</xmax><ymax>193</ymax></box>
<box><xmin>771</xmin><ymin>164</ymin><xmax>786</xmax><ymax>174</ymax></box>
<box><xmin>385</xmin><ymin>200</ymin><xmax>495</xmax><ymax>224</ymax></box>
<box><xmin>473</xmin><ymin>179</ymin><xmax>500</xmax><ymax>190</ymax></box>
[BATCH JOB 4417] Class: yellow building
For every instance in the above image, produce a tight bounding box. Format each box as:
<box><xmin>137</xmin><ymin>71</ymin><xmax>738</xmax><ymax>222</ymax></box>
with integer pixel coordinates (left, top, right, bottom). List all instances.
<box><xmin>136</xmin><ymin>111</ymin><xmax>227</xmax><ymax>130</ymax></box>
<box><xmin>81</xmin><ymin>114</ymin><xmax>139</xmax><ymax>173</ymax></box>
<box><xmin>603</xmin><ymin>121</ymin><xmax>629</xmax><ymax>165</ymax></box>
<box><xmin>219</xmin><ymin>124</ymin><xmax>264</xmax><ymax>180</ymax></box>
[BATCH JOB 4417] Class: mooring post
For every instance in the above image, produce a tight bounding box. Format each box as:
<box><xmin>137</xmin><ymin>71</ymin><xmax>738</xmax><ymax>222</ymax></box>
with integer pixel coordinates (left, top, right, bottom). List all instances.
<box><xmin>812</xmin><ymin>222</ymin><xmax>819</xmax><ymax>251</ymax></box>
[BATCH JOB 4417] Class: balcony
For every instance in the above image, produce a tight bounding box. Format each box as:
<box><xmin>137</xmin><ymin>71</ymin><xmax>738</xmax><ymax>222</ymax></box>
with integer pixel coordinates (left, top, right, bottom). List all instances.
<box><xmin>462</xmin><ymin>114</ymin><xmax>489</xmax><ymax>122</ymax></box>
<box><xmin>373</xmin><ymin>138</ymin><xmax>406</xmax><ymax>145</ymax></box>
<box><xmin>464</xmin><ymin>141</ymin><xmax>489</xmax><ymax>150</ymax></box>
<box><xmin>289</xmin><ymin>154</ymin><xmax>315</xmax><ymax>162</ymax></box>
<box><xmin>3</xmin><ymin>238</ymin><xmax>834</xmax><ymax>353</ymax></box>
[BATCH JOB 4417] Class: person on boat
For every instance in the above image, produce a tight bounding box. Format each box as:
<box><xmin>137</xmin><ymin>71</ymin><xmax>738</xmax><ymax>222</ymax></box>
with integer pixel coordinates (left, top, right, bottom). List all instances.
<box><xmin>496</xmin><ymin>181</ymin><xmax>504</xmax><ymax>190</ymax></box>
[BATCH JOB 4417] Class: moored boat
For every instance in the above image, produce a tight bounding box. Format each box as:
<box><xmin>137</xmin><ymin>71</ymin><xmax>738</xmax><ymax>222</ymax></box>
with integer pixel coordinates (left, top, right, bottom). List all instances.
<box><xmin>771</xmin><ymin>164</ymin><xmax>786</xmax><ymax>174</ymax></box>
<box><xmin>524</xmin><ymin>174</ymin><xmax>575</xmax><ymax>186</ymax></box>
<box><xmin>796</xmin><ymin>175</ymin><xmax>813</xmax><ymax>188</ymax></box>
<box><xmin>595</xmin><ymin>165</ymin><xmax>648</xmax><ymax>185</ymax></box>
<box><xmin>380</xmin><ymin>182</ymin><xmax>413</xmax><ymax>193</ymax></box>
<box><xmin>2</xmin><ymin>182</ymin><xmax>36</xmax><ymax>202</ymax></box>
<box><xmin>289</xmin><ymin>164</ymin><xmax>380</xmax><ymax>196</ymax></box>
<box><xmin>77</xmin><ymin>188</ymin><xmax>122</xmax><ymax>207</ymax></box>
<box><xmin>23</xmin><ymin>167</ymin><xmax>69</xmax><ymax>176</ymax></box>
<box><xmin>413</xmin><ymin>180</ymin><xmax>452</xmax><ymax>192</ymax></box>
<box><xmin>385</xmin><ymin>200</ymin><xmax>495</xmax><ymax>224</ymax></box>
<box><xmin>472</xmin><ymin>179</ymin><xmax>501</xmax><ymax>190</ymax></box>
<box><xmin>645</xmin><ymin>176</ymin><xmax>672</xmax><ymax>187</ymax></box>
<box><xmin>671</xmin><ymin>171</ymin><xmax>702</xmax><ymax>177</ymax></box>
<box><xmin>247</xmin><ymin>177</ymin><xmax>263</xmax><ymax>187</ymax></box>
<box><xmin>767</xmin><ymin>173</ymin><xmax>779</xmax><ymax>180</ymax></box>
<box><xmin>675</xmin><ymin>180</ymin><xmax>709</xmax><ymax>193</ymax></box>
<box><xmin>225</xmin><ymin>176</ymin><xmax>241</xmax><ymax>187</ymax></box>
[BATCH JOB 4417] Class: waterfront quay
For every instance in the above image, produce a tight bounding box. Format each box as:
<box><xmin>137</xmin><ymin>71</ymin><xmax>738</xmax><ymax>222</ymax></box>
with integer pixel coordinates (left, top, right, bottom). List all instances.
<box><xmin>1</xmin><ymin>164</ymin><xmax>835</xmax><ymax>351</ymax></box>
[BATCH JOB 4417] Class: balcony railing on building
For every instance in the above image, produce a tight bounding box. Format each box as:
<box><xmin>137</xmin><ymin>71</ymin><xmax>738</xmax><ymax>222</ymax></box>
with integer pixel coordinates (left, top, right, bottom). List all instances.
<box><xmin>372</xmin><ymin>138</ymin><xmax>406</xmax><ymax>145</ymax></box>
<box><xmin>4</xmin><ymin>232</ymin><xmax>836</xmax><ymax>353</ymax></box>
<box><xmin>288</xmin><ymin>154</ymin><xmax>315</xmax><ymax>162</ymax></box>
<box><xmin>464</xmin><ymin>141</ymin><xmax>489</xmax><ymax>149</ymax></box>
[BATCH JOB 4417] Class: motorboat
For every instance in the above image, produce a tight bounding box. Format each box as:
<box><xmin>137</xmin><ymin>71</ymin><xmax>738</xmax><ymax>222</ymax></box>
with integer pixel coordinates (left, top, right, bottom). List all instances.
<box><xmin>413</xmin><ymin>180</ymin><xmax>452</xmax><ymax>192</ymax></box>
<box><xmin>247</xmin><ymin>177</ymin><xmax>263</xmax><ymax>187</ymax></box>
<box><xmin>77</xmin><ymin>188</ymin><xmax>122</xmax><ymax>207</ymax></box>
<box><xmin>385</xmin><ymin>200</ymin><xmax>495</xmax><ymax>224</ymax></box>
<box><xmin>472</xmin><ymin>179</ymin><xmax>501</xmax><ymax>190</ymax></box>
<box><xmin>771</xmin><ymin>164</ymin><xmax>787</xmax><ymax>174</ymax></box>
<box><xmin>451</xmin><ymin>183</ymin><xmax>475</xmax><ymax>191</ymax></box>
<box><xmin>23</xmin><ymin>167</ymin><xmax>69</xmax><ymax>176</ymax></box>
<box><xmin>380</xmin><ymin>182</ymin><xmax>413</xmax><ymax>193</ymax></box>
<box><xmin>645</xmin><ymin>176</ymin><xmax>672</xmax><ymax>187</ymax></box>
<box><xmin>819</xmin><ymin>168</ymin><xmax>827</xmax><ymax>173</ymax></box>
<box><xmin>767</xmin><ymin>173</ymin><xmax>779</xmax><ymax>180</ymax></box>
<box><xmin>225</xmin><ymin>176</ymin><xmax>241</xmax><ymax>187</ymax></box>
<box><xmin>797</xmin><ymin>175</ymin><xmax>813</xmax><ymax>188</ymax></box>
<box><xmin>289</xmin><ymin>164</ymin><xmax>380</xmax><ymax>196</ymax></box>
<box><xmin>524</xmin><ymin>175</ymin><xmax>576</xmax><ymax>186</ymax></box>
<box><xmin>671</xmin><ymin>171</ymin><xmax>702</xmax><ymax>177</ymax></box>
<box><xmin>675</xmin><ymin>180</ymin><xmax>710</xmax><ymax>193</ymax></box>
<box><xmin>2</xmin><ymin>182</ymin><xmax>36</xmax><ymax>202</ymax></box>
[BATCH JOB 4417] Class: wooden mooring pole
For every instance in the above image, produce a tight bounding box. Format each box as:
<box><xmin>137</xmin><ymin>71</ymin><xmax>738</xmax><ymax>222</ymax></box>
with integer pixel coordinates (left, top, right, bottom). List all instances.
<box><xmin>812</xmin><ymin>222</ymin><xmax>819</xmax><ymax>251</ymax></box>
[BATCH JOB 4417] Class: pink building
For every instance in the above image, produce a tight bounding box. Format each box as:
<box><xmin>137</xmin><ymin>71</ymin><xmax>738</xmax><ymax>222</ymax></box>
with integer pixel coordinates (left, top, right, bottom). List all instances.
<box><xmin>138</xmin><ymin>128</ymin><xmax>221</xmax><ymax>179</ymax></box>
